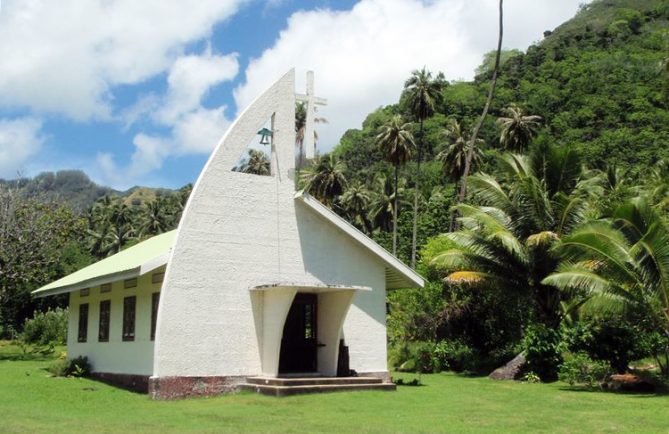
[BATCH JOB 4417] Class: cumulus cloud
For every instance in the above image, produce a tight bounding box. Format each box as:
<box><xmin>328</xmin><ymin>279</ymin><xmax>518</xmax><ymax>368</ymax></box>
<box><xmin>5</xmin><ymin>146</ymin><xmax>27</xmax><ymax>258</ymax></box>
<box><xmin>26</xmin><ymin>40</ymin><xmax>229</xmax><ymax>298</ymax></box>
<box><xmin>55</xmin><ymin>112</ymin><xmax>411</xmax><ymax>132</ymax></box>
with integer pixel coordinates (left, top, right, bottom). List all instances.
<box><xmin>0</xmin><ymin>0</ymin><xmax>247</xmax><ymax>120</ymax></box>
<box><xmin>0</xmin><ymin>117</ymin><xmax>45</xmax><ymax>178</ymax></box>
<box><xmin>99</xmin><ymin>49</ymin><xmax>238</xmax><ymax>187</ymax></box>
<box><xmin>234</xmin><ymin>0</ymin><xmax>586</xmax><ymax>150</ymax></box>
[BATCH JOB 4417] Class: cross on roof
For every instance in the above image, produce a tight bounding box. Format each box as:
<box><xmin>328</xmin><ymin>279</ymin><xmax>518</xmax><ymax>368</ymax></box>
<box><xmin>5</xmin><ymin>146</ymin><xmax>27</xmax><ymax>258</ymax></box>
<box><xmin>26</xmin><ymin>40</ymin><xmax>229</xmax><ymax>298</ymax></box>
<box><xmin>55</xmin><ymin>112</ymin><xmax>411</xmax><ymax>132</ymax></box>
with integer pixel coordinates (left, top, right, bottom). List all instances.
<box><xmin>295</xmin><ymin>71</ymin><xmax>327</xmax><ymax>160</ymax></box>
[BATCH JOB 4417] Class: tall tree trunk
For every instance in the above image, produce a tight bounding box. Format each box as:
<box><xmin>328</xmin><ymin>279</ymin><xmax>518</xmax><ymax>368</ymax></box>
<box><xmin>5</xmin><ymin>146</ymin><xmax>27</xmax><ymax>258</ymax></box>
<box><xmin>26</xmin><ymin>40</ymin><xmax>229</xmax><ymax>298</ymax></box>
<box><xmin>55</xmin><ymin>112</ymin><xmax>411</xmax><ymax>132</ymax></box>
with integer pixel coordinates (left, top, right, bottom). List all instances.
<box><xmin>411</xmin><ymin>118</ymin><xmax>423</xmax><ymax>268</ymax></box>
<box><xmin>393</xmin><ymin>164</ymin><xmax>399</xmax><ymax>256</ymax></box>
<box><xmin>450</xmin><ymin>0</ymin><xmax>504</xmax><ymax>232</ymax></box>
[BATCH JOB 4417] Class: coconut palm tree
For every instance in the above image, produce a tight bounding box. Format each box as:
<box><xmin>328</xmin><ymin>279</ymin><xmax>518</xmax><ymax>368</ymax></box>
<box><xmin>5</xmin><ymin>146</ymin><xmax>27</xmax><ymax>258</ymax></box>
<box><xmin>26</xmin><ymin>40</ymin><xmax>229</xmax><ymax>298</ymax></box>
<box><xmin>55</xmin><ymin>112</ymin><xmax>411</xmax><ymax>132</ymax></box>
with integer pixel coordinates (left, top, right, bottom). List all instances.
<box><xmin>437</xmin><ymin>119</ymin><xmax>484</xmax><ymax>183</ymax></box>
<box><xmin>497</xmin><ymin>104</ymin><xmax>543</xmax><ymax>152</ymax></box>
<box><xmin>432</xmin><ymin>144</ymin><xmax>597</xmax><ymax>329</ymax></box>
<box><xmin>141</xmin><ymin>200</ymin><xmax>169</xmax><ymax>237</ymax></box>
<box><xmin>376</xmin><ymin>115</ymin><xmax>415</xmax><ymax>255</ymax></box>
<box><xmin>295</xmin><ymin>101</ymin><xmax>328</xmax><ymax>171</ymax></box>
<box><xmin>453</xmin><ymin>0</ymin><xmax>504</xmax><ymax>231</ymax></box>
<box><xmin>339</xmin><ymin>181</ymin><xmax>372</xmax><ymax>233</ymax></box>
<box><xmin>404</xmin><ymin>68</ymin><xmax>443</xmax><ymax>267</ymax></box>
<box><xmin>300</xmin><ymin>154</ymin><xmax>348</xmax><ymax>207</ymax></box>
<box><xmin>544</xmin><ymin>198</ymin><xmax>669</xmax><ymax>378</ymax></box>
<box><xmin>239</xmin><ymin>149</ymin><xmax>271</xmax><ymax>176</ymax></box>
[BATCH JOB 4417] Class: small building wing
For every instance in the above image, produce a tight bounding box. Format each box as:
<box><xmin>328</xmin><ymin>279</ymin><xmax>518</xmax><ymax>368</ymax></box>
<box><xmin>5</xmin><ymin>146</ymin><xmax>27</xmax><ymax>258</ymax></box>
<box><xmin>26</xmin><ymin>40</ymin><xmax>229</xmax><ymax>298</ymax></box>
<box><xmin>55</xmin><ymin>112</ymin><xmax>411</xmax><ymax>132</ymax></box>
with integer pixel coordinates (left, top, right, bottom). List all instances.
<box><xmin>295</xmin><ymin>192</ymin><xmax>424</xmax><ymax>290</ymax></box>
<box><xmin>32</xmin><ymin>230</ymin><xmax>176</xmax><ymax>298</ymax></box>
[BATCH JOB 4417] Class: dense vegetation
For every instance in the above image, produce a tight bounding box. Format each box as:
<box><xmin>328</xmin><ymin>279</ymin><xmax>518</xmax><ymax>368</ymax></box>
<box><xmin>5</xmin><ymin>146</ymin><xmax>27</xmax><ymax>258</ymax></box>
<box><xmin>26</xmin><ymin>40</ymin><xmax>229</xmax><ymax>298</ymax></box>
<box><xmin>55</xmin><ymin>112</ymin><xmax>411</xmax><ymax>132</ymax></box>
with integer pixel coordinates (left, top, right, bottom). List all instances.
<box><xmin>1</xmin><ymin>0</ymin><xmax>668</xmax><ymax>391</ymax></box>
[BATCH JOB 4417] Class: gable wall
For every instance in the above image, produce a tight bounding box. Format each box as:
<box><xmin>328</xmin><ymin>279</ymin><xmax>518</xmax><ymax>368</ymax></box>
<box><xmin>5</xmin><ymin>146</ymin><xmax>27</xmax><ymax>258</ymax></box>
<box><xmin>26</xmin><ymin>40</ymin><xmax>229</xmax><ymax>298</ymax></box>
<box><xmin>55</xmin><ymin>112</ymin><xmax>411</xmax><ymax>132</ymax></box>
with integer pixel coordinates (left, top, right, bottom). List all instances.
<box><xmin>154</xmin><ymin>71</ymin><xmax>389</xmax><ymax>378</ymax></box>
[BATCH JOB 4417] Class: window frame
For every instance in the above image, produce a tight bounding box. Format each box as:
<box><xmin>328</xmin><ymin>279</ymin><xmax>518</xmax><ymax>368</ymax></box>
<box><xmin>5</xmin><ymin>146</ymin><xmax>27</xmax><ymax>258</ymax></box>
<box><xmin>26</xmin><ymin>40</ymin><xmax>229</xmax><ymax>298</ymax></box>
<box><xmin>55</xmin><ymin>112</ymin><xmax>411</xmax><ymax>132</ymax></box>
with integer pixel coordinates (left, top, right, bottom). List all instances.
<box><xmin>151</xmin><ymin>292</ymin><xmax>160</xmax><ymax>341</ymax></box>
<box><xmin>98</xmin><ymin>300</ymin><xmax>111</xmax><ymax>342</ymax></box>
<box><xmin>122</xmin><ymin>296</ymin><xmax>136</xmax><ymax>342</ymax></box>
<box><xmin>78</xmin><ymin>303</ymin><xmax>89</xmax><ymax>343</ymax></box>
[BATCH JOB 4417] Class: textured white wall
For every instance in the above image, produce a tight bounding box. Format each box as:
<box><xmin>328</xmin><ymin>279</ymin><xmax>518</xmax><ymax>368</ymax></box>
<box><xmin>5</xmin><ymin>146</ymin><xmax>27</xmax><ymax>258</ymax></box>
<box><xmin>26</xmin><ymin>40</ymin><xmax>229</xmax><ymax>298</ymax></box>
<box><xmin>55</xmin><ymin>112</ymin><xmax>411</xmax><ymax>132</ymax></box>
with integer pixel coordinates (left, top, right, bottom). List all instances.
<box><xmin>67</xmin><ymin>267</ymin><xmax>163</xmax><ymax>375</ymax></box>
<box><xmin>154</xmin><ymin>70</ymin><xmax>389</xmax><ymax>379</ymax></box>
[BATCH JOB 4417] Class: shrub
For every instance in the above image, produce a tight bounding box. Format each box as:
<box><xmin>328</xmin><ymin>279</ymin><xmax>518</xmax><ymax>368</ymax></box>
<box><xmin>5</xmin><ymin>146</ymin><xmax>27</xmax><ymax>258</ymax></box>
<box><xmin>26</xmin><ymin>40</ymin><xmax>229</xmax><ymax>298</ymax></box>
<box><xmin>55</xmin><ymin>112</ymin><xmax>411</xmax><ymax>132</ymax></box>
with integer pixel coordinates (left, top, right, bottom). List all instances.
<box><xmin>20</xmin><ymin>308</ymin><xmax>68</xmax><ymax>346</ymax></box>
<box><xmin>47</xmin><ymin>355</ymin><xmax>91</xmax><ymax>378</ymax></box>
<box><xmin>559</xmin><ymin>353</ymin><xmax>611</xmax><ymax>389</ymax></box>
<box><xmin>523</xmin><ymin>323</ymin><xmax>563</xmax><ymax>382</ymax></box>
<box><xmin>433</xmin><ymin>340</ymin><xmax>476</xmax><ymax>372</ymax></box>
<box><xmin>389</xmin><ymin>341</ymin><xmax>441</xmax><ymax>373</ymax></box>
<box><xmin>564</xmin><ymin>319</ymin><xmax>648</xmax><ymax>373</ymax></box>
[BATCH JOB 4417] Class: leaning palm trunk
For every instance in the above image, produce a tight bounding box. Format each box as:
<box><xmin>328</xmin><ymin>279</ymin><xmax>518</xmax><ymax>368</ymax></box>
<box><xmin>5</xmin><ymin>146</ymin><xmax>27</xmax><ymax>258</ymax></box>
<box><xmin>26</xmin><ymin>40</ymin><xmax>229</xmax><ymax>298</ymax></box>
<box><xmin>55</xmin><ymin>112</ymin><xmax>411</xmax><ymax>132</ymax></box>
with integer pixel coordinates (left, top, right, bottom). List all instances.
<box><xmin>393</xmin><ymin>165</ymin><xmax>400</xmax><ymax>256</ymax></box>
<box><xmin>451</xmin><ymin>0</ymin><xmax>503</xmax><ymax>231</ymax></box>
<box><xmin>411</xmin><ymin>119</ymin><xmax>423</xmax><ymax>267</ymax></box>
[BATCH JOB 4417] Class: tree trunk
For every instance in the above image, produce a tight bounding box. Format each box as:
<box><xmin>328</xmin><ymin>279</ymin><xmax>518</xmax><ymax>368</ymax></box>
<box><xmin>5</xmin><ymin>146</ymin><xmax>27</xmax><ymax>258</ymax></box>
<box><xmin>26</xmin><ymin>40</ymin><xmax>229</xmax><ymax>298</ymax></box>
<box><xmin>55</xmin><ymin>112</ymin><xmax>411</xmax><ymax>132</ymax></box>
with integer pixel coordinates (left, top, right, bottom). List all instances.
<box><xmin>393</xmin><ymin>164</ymin><xmax>399</xmax><ymax>256</ymax></box>
<box><xmin>450</xmin><ymin>0</ymin><xmax>504</xmax><ymax>232</ymax></box>
<box><xmin>411</xmin><ymin>118</ymin><xmax>423</xmax><ymax>268</ymax></box>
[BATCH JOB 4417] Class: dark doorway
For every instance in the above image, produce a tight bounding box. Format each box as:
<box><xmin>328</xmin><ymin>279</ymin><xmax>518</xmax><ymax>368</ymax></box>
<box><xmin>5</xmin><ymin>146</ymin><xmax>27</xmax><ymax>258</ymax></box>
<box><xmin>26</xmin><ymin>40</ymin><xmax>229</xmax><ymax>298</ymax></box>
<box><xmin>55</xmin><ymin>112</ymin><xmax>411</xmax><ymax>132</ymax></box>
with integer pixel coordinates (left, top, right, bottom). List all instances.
<box><xmin>279</xmin><ymin>293</ymin><xmax>317</xmax><ymax>374</ymax></box>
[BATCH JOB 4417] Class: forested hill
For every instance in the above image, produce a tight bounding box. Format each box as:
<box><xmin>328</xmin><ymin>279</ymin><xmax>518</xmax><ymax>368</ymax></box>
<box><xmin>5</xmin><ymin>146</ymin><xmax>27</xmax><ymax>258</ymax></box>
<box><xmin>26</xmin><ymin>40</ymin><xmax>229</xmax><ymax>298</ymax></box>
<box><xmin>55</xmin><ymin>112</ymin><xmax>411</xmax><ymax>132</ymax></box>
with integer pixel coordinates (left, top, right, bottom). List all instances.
<box><xmin>335</xmin><ymin>0</ymin><xmax>669</xmax><ymax>178</ymax></box>
<box><xmin>0</xmin><ymin>170</ymin><xmax>175</xmax><ymax>212</ymax></box>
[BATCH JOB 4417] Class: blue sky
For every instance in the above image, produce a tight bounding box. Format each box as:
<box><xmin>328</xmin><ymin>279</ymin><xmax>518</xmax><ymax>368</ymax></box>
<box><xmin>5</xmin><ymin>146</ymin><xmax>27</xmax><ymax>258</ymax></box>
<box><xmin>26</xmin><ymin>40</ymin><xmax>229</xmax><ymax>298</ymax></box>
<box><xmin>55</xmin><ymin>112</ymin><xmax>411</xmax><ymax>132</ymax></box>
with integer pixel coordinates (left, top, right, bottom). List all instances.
<box><xmin>0</xmin><ymin>0</ymin><xmax>585</xmax><ymax>190</ymax></box>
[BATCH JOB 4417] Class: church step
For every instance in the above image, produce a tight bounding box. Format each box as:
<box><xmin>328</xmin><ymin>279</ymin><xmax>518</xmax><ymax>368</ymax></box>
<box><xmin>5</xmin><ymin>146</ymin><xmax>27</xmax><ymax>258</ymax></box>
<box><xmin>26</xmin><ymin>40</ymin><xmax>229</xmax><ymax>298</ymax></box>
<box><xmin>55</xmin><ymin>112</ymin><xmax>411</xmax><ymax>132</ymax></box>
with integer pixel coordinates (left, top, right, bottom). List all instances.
<box><xmin>241</xmin><ymin>382</ymin><xmax>396</xmax><ymax>397</ymax></box>
<box><xmin>245</xmin><ymin>376</ymin><xmax>384</xmax><ymax>386</ymax></box>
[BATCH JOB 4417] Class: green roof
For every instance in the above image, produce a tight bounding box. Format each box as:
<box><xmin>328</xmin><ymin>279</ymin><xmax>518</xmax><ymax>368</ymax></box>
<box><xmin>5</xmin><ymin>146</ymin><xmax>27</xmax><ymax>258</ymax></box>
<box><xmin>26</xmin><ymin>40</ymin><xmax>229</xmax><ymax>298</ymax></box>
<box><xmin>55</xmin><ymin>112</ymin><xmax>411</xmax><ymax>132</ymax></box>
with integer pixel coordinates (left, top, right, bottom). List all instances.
<box><xmin>33</xmin><ymin>230</ymin><xmax>176</xmax><ymax>297</ymax></box>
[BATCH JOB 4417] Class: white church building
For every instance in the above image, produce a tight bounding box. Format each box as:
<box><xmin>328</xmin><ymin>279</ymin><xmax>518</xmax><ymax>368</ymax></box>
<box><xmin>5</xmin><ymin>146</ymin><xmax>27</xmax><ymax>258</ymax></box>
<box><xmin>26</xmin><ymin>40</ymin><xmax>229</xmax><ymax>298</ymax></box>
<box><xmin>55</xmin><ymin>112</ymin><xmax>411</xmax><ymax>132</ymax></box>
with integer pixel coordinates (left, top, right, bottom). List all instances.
<box><xmin>33</xmin><ymin>70</ymin><xmax>423</xmax><ymax>399</ymax></box>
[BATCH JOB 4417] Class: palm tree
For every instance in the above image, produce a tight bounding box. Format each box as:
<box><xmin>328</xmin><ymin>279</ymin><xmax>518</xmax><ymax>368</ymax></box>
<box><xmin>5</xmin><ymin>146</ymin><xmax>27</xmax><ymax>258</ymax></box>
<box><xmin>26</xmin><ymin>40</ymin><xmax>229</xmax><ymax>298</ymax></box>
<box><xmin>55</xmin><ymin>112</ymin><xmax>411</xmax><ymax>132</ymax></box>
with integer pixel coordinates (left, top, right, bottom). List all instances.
<box><xmin>497</xmin><ymin>104</ymin><xmax>543</xmax><ymax>152</ymax></box>
<box><xmin>404</xmin><ymin>68</ymin><xmax>443</xmax><ymax>267</ymax></box>
<box><xmin>544</xmin><ymin>198</ymin><xmax>669</xmax><ymax>378</ymax></box>
<box><xmin>453</xmin><ymin>0</ymin><xmax>504</xmax><ymax>230</ymax></box>
<box><xmin>239</xmin><ymin>149</ymin><xmax>271</xmax><ymax>176</ymax></box>
<box><xmin>432</xmin><ymin>145</ymin><xmax>597</xmax><ymax>329</ymax></box>
<box><xmin>437</xmin><ymin>119</ymin><xmax>484</xmax><ymax>183</ymax></box>
<box><xmin>295</xmin><ymin>101</ymin><xmax>327</xmax><ymax>171</ymax></box>
<box><xmin>376</xmin><ymin>115</ymin><xmax>415</xmax><ymax>255</ymax></box>
<box><xmin>300</xmin><ymin>154</ymin><xmax>347</xmax><ymax>207</ymax></box>
<box><xmin>339</xmin><ymin>181</ymin><xmax>372</xmax><ymax>233</ymax></box>
<box><xmin>107</xmin><ymin>201</ymin><xmax>135</xmax><ymax>254</ymax></box>
<box><xmin>141</xmin><ymin>200</ymin><xmax>169</xmax><ymax>237</ymax></box>
<box><xmin>369</xmin><ymin>175</ymin><xmax>402</xmax><ymax>233</ymax></box>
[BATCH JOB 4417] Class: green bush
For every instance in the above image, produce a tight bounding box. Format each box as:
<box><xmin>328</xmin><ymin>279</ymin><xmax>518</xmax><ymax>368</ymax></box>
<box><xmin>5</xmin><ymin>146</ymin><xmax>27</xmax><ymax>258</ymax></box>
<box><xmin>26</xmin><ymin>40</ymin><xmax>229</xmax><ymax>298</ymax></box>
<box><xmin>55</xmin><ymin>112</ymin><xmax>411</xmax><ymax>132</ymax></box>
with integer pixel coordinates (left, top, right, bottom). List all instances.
<box><xmin>564</xmin><ymin>319</ymin><xmax>647</xmax><ymax>373</ymax></box>
<box><xmin>523</xmin><ymin>323</ymin><xmax>563</xmax><ymax>382</ymax></box>
<box><xmin>20</xmin><ymin>308</ymin><xmax>68</xmax><ymax>346</ymax></box>
<box><xmin>390</xmin><ymin>341</ymin><xmax>441</xmax><ymax>373</ymax></box>
<box><xmin>47</xmin><ymin>355</ymin><xmax>91</xmax><ymax>378</ymax></box>
<box><xmin>559</xmin><ymin>353</ymin><xmax>611</xmax><ymax>389</ymax></box>
<box><xmin>433</xmin><ymin>340</ymin><xmax>476</xmax><ymax>372</ymax></box>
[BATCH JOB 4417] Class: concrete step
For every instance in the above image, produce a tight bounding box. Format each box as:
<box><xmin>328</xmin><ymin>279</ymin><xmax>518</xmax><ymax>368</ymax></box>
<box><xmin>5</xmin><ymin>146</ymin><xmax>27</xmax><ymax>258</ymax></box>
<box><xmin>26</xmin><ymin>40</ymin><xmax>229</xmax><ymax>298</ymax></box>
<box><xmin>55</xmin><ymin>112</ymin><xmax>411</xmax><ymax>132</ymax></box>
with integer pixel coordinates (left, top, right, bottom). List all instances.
<box><xmin>246</xmin><ymin>376</ymin><xmax>383</xmax><ymax>387</ymax></box>
<box><xmin>241</xmin><ymin>382</ymin><xmax>396</xmax><ymax>397</ymax></box>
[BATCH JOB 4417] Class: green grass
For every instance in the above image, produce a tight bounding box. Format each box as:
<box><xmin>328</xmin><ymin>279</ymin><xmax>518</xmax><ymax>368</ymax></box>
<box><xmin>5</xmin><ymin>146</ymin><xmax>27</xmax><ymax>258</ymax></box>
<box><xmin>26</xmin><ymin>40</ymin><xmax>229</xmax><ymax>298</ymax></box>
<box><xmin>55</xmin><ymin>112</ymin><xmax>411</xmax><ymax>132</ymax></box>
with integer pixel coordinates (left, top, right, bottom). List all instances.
<box><xmin>1</xmin><ymin>342</ymin><xmax>668</xmax><ymax>433</ymax></box>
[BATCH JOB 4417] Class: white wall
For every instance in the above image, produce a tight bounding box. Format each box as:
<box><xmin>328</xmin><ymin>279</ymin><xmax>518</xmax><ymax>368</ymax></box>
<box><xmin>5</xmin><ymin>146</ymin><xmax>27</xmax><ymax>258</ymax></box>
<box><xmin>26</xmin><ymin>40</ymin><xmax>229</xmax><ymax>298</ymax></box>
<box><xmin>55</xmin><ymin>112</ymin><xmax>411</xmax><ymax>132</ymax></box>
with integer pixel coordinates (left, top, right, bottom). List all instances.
<box><xmin>154</xmin><ymin>70</ymin><xmax>390</xmax><ymax>379</ymax></box>
<box><xmin>67</xmin><ymin>267</ymin><xmax>163</xmax><ymax>376</ymax></box>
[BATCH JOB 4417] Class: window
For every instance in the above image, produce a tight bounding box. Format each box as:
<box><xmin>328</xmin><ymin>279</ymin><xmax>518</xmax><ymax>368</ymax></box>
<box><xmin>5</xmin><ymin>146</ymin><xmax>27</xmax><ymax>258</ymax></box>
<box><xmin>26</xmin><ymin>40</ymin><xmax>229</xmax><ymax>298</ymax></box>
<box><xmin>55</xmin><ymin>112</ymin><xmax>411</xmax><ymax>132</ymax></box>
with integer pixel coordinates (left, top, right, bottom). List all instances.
<box><xmin>151</xmin><ymin>292</ymin><xmax>160</xmax><ymax>340</ymax></box>
<box><xmin>100</xmin><ymin>283</ymin><xmax>112</xmax><ymax>293</ymax></box>
<box><xmin>124</xmin><ymin>278</ymin><xmax>137</xmax><ymax>289</ymax></box>
<box><xmin>122</xmin><ymin>296</ymin><xmax>136</xmax><ymax>341</ymax></box>
<box><xmin>98</xmin><ymin>300</ymin><xmax>110</xmax><ymax>342</ymax></box>
<box><xmin>80</xmin><ymin>288</ymin><xmax>90</xmax><ymax>297</ymax></box>
<box><xmin>151</xmin><ymin>272</ymin><xmax>164</xmax><ymax>284</ymax></box>
<box><xmin>78</xmin><ymin>304</ymin><xmax>88</xmax><ymax>343</ymax></box>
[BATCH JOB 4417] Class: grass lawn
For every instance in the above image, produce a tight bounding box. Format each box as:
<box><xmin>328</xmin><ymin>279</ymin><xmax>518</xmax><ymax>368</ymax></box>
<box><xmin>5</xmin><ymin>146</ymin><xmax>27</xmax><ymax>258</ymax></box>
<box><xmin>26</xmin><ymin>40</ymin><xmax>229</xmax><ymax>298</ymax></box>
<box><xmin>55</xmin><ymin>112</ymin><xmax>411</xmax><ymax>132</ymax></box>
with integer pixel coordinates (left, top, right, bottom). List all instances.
<box><xmin>1</xmin><ymin>342</ymin><xmax>668</xmax><ymax>433</ymax></box>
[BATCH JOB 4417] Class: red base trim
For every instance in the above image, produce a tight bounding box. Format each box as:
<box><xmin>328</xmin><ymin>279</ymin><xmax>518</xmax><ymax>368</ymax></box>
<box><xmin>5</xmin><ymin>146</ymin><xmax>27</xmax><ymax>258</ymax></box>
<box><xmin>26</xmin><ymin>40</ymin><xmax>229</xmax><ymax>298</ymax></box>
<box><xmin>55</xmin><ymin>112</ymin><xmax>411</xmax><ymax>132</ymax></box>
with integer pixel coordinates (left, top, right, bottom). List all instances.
<box><xmin>149</xmin><ymin>375</ymin><xmax>246</xmax><ymax>400</ymax></box>
<box><xmin>90</xmin><ymin>372</ymin><xmax>149</xmax><ymax>393</ymax></box>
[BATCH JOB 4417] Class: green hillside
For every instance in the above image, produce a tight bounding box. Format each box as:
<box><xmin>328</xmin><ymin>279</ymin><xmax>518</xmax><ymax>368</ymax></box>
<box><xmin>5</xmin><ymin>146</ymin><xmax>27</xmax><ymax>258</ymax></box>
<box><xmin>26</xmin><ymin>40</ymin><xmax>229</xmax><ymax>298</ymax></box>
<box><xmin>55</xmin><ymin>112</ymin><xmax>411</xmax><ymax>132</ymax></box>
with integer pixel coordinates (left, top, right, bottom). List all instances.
<box><xmin>336</xmin><ymin>0</ymin><xmax>669</xmax><ymax>180</ymax></box>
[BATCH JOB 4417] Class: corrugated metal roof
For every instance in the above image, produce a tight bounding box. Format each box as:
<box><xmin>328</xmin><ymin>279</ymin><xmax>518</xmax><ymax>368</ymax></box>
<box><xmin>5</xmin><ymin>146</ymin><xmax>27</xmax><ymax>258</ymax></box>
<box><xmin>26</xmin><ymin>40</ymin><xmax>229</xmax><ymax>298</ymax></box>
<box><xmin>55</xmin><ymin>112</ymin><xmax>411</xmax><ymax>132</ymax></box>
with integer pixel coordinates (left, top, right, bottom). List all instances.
<box><xmin>32</xmin><ymin>230</ymin><xmax>176</xmax><ymax>297</ymax></box>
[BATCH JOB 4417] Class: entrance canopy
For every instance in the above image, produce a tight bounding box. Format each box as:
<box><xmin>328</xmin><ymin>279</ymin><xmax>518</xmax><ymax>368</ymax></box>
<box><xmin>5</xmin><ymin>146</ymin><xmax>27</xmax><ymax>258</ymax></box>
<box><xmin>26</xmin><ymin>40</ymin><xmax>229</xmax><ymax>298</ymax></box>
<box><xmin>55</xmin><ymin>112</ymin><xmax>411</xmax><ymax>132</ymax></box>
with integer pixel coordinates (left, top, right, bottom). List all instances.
<box><xmin>250</xmin><ymin>284</ymin><xmax>364</xmax><ymax>378</ymax></box>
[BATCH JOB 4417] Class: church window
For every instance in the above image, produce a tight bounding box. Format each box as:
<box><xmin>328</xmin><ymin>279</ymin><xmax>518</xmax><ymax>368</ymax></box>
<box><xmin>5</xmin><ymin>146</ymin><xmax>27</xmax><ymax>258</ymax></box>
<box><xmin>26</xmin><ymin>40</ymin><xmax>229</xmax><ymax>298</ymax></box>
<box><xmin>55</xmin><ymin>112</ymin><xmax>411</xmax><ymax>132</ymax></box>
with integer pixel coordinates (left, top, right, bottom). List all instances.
<box><xmin>122</xmin><ymin>296</ymin><xmax>136</xmax><ymax>342</ymax></box>
<box><xmin>151</xmin><ymin>292</ymin><xmax>160</xmax><ymax>340</ymax></box>
<box><xmin>98</xmin><ymin>300</ymin><xmax>110</xmax><ymax>342</ymax></box>
<box><xmin>78</xmin><ymin>304</ymin><xmax>88</xmax><ymax>343</ymax></box>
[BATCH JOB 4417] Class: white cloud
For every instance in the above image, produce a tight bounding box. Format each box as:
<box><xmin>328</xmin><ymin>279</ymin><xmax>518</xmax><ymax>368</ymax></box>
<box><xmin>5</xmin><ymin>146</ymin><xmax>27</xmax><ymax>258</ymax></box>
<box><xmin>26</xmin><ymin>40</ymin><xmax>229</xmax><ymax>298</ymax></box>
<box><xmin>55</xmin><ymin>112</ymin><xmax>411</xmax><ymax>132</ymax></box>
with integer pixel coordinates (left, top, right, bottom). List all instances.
<box><xmin>0</xmin><ymin>0</ymin><xmax>248</xmax><ymax>120</ymax></box>
<box><xmin>0</xmin><ymin>117</ymin><xmax>45</xmax><ymax>178</ymax></box>
<box><xmin>98</xmin><ymin>49</ymin><xmax>237</xmax><ymax>188</ymax></box>
<box><xmin>234</xmin><ymin>0</ymin><xmax>586</xmax><ymax>150</ymax></box>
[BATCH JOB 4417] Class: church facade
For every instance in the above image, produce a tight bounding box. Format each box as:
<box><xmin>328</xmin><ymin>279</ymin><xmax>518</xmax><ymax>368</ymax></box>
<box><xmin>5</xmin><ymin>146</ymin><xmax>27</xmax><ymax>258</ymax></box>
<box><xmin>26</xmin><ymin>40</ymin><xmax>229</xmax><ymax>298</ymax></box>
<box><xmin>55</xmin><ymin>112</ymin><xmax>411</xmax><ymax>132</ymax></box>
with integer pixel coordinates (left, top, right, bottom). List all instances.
<box><xmin>34</xmin><ymin>70</ymin><xmax>423</xmax><ymax>399</ymax></box>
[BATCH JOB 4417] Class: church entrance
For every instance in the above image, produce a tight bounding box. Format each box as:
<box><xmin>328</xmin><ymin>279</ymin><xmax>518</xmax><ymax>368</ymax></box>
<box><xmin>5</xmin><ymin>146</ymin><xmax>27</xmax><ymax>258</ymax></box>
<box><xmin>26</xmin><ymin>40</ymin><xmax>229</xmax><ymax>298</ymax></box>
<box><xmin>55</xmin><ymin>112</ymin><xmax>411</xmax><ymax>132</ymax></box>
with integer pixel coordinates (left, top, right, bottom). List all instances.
<box><xmin>279</xmin><ymin>293</ymin><xmax>318</xmax><ymax>374</ymax></box>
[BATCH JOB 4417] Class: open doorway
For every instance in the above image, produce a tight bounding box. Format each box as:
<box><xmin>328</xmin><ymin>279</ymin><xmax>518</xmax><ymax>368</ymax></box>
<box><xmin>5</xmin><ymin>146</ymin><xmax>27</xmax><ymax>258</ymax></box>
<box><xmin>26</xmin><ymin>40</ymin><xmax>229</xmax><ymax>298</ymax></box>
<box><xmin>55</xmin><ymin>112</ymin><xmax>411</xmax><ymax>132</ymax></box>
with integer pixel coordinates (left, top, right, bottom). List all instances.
<box><xmin>278</xmin><ymin>293</ymin><xmax>317</xmax><ymax>374</ymax></box>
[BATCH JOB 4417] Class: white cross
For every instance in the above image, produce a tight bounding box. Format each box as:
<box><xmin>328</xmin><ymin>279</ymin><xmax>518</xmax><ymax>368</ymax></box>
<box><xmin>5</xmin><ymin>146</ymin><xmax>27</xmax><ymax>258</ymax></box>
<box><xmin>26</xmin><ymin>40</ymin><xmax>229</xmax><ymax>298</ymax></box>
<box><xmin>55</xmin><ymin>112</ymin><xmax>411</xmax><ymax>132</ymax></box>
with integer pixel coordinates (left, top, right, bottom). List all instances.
<box><xmin>295</xmin><ymin>71</ymin><xmax>327</xmax><ymax>160</ymax></box>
